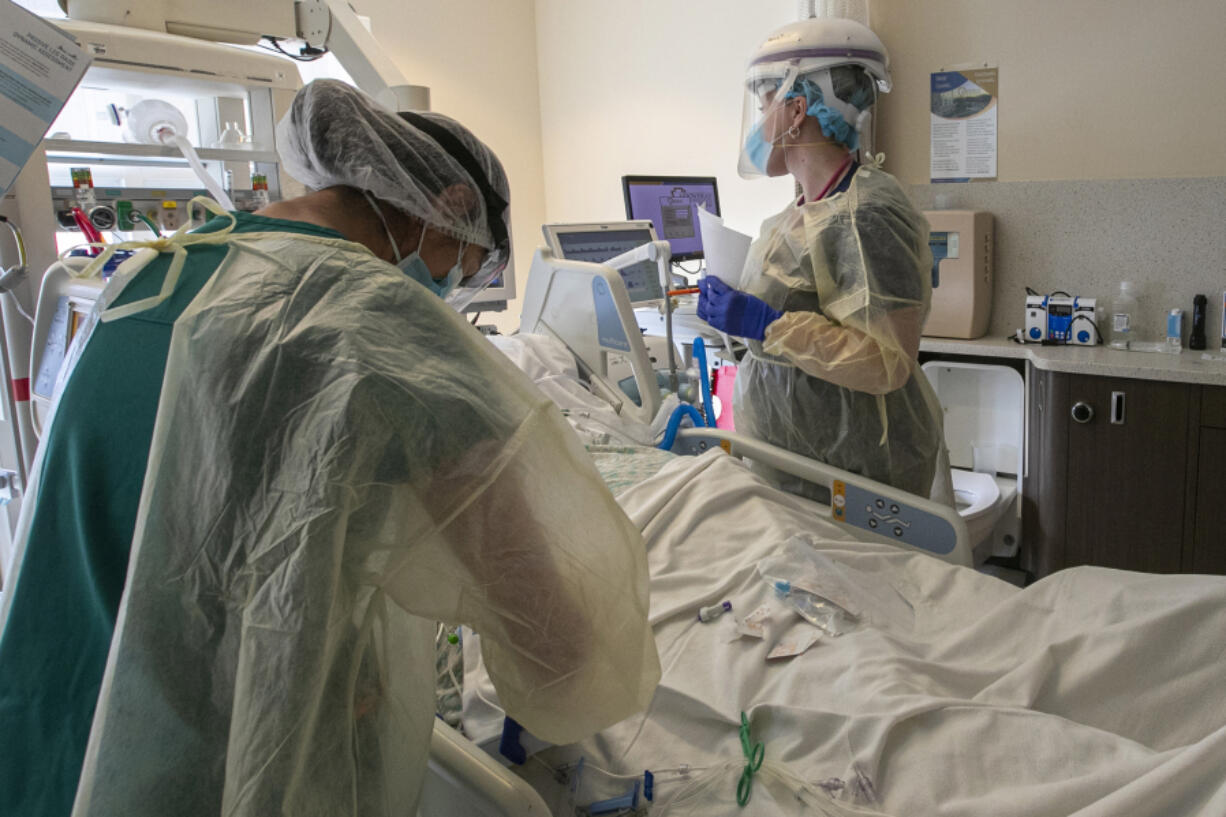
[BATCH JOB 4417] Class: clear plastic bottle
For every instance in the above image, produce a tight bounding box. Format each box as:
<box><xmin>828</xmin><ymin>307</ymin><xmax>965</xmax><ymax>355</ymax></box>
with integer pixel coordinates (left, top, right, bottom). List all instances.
<box><xmin>1166</xmin><ymin>308</ymin><xmax>1183</xmax><ymax>354</ymax></box>
<box><xmin>1109</xmin><ymin>281</ymin><xmax>1139</xmax><ymax>350</ymax></box>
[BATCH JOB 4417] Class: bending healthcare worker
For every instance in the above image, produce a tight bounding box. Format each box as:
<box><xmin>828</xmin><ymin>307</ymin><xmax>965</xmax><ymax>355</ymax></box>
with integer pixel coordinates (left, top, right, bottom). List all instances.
<box><xmin>698</xmin><ymin>16</ymin><xmax>952</xmax><ymax>503</ymax></box>
<box><xmin>0</xmin><ymin>79</ymin><xmax>660</xmax><ymax>817</ymax></box>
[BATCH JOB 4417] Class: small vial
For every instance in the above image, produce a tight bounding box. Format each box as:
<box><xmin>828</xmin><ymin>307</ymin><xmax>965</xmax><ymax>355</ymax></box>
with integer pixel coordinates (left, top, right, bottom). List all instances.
<box><xmin>251</xmin><ymin>173</ymin><xmax>270</xmax><ymax>209</ymax></box>
<box><xmin>697</xmin><ymin>601</ymin><xmax>732</xmax><ymax>623</ymax></box>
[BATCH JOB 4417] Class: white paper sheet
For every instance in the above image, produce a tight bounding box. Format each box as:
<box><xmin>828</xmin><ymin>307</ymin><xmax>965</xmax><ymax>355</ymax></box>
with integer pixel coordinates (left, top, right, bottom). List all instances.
<box><xmin>697</xmin><ymin>206</ymin><xmax>751</xmax><ymax>288</ymax></box>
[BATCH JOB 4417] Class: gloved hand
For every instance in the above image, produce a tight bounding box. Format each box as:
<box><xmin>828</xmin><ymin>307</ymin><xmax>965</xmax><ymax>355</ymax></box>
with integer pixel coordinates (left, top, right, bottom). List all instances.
<box><xmin>697</xmin><ymin>276</ymin><xmax>782</xmax><ymax>342</ymax></box>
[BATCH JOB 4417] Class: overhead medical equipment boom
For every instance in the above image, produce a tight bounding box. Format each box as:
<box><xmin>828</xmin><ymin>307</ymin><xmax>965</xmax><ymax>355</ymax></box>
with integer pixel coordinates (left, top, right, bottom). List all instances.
<box><xmin>60</xmin><ymin>0</ymin><xmax>430</xmax><ymax>112</ymax></box>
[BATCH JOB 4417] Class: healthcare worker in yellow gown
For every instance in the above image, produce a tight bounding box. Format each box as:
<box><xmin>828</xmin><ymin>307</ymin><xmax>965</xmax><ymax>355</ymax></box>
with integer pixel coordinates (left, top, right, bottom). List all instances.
<box><xmin>698</xmin><ymin>17</ymin><xmax>952</xmax><ymax>504</ymax></box>
<box><xmin>0</xmin><ymin>79</ymin><xmax>659</xmax><ymax>817</ymax></box>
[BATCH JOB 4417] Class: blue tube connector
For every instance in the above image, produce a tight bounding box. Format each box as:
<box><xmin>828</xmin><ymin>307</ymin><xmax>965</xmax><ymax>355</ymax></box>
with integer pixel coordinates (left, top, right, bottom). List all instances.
<box><xmin>659</xmin><ymin>403</ymin><xmax>706</xmax><ymax>451</ymax></box>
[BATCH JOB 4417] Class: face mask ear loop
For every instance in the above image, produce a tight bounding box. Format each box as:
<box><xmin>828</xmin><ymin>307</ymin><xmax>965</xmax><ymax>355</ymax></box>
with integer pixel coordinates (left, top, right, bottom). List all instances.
<box><xmin>363</xmin><ymin>191</ymin><xmax>402</xmax><ymax>264</ymax></box>
<box><xmin>784</xmin><ymin>98</ymin><xmax>804</xmax><ymax>141</ymax></box>
<box><xmin>415</xmin><ymin>220</ymin><xmax>429</xmax><ymax>258</ymax></box>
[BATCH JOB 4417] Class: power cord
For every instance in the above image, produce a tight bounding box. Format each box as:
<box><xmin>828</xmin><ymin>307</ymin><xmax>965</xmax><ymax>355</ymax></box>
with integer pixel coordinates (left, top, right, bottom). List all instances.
<box><xmin>1009</xmin><ymin>332</ymin><xmax>1063</xmax><ymax>346</ymax></box>
<box><xmin>1027</xmin><ymin>287</ymin><xmax>1073</xmax><ymax>299</ymax></box>
<box><xmin>259</xmin><ymin>37</ymin><xmax>329</xmax><ymax>61</ymax></box>
<box><xmin>1072</xmin><ymin>312</ymin><xmax>1103</xmax><ymax>344</ymax></box>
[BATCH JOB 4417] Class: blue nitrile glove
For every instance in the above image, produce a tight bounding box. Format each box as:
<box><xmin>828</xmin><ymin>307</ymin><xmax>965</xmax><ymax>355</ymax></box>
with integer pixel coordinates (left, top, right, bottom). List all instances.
<box><xmin>697</xmin><ymin>276</ymin><xmax>782</xmax><ymax>342</ymax></box>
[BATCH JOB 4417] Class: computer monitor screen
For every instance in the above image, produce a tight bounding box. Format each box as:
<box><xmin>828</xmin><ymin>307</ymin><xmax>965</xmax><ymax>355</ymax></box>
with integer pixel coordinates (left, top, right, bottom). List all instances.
<box><xmin>547</xmin><ymin>223</ymin><xmax>663</xmax><ymax>303</ymax></box>
<box><xmin>621</xmin><ymin>175</ymin><xmax>720</xmax><ymax>262</ymax></box>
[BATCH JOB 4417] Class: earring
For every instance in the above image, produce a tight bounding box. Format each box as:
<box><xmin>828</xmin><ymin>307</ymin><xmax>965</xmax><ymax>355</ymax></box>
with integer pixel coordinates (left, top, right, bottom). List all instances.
<box><xmin>788</xmin><ymin>125</ymin><xmax>800</xmax><ymax>139</ymax></box>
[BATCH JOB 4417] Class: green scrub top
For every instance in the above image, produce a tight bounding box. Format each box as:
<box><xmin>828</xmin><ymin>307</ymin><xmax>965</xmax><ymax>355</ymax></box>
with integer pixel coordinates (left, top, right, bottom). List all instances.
<box><xmin>0</xmin><ymin>213</ymin><xmax>346</xmax><ymax>817</ymax></box>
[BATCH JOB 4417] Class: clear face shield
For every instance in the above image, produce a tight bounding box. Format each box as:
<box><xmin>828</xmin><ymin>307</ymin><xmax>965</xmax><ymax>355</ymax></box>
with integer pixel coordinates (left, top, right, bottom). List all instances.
<box><xmin>737</xmin><ymin>63</ymin><xmax>803</xmax><ymax>180</ymax></box>
<box><xmin>444</xmin><ymin>229</ymin><xmax>511</xmax><ymax>312</ymax></box>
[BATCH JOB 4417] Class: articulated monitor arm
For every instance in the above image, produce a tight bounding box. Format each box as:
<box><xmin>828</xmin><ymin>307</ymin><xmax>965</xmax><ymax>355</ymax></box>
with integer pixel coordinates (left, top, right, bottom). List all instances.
<box><xmin>298</xmin><ymin>0</ymin><xmax>430</xmax><ymax>112</ymax></box>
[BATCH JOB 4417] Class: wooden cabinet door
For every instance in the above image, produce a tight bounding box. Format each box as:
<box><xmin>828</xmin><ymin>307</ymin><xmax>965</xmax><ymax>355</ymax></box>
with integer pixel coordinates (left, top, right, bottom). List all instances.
<box><xmin>1064</xmin><ymin>374</ymin><xmax>1190</xmax><ymax>573</ymax></box>
<box><xmin>1023</xmin><ymin>365</ymin><xmax>1069</xmax><ymax>579</ymax></box>
<box><xmin>1191</xmin><ymin>429</ymin><xmax>1226</xmax><ymax>573</ymax></box>
<box><xmin>1190</xmin><ymin>388</ymin><xmax>1226</xmax><ymax>574</ymax></box>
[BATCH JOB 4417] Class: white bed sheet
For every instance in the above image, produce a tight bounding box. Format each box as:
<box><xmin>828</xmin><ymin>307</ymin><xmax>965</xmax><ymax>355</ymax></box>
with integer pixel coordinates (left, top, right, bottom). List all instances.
<box><xmin>464</xmin><ymin>450</ymin><xmax>1226</xmax><ymax>816</ymax></box>
<box><xmin>488</xmin><ymin>333</ymin><xmax>678</xmax><ymax>447</ymax></box>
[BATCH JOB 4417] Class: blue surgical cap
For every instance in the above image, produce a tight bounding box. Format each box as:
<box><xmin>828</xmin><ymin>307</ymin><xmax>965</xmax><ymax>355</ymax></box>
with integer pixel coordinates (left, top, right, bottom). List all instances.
<box><xmin>785</xmin><ymin>76</ymin><xmax>862</xmax><ymax>150</ymax></box>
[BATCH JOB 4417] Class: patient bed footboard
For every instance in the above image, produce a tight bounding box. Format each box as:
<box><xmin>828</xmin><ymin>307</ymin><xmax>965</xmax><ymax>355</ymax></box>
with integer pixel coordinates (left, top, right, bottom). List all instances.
<box><xmin>671</xmin><ymin>428</ymin><xmax>971</xmax><ymax>566</ymax></box>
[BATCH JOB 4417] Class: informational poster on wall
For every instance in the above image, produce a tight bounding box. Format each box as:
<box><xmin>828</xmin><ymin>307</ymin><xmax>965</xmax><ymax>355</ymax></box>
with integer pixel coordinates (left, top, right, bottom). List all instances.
<box><xmin>0</xmin><ymin>0</ymin><xmax>90</xmax><ymax>196</ymax></box>
<box><xmin>930</xmin><ymin>67</ymin><xmax>998</xmax><ymax>183</ymax></box>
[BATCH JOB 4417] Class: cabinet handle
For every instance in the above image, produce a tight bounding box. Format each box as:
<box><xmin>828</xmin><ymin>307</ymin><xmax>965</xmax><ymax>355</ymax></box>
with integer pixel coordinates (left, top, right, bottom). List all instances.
<box><xmin>1071</xmin><ymin>401</ymin><xmax>1094</xmax><ymax>424</ymax></box>
<box><xmin>1111</xmin><ymin>391</ymin><xmax>1126</xmax><ymax>425</ymax></box>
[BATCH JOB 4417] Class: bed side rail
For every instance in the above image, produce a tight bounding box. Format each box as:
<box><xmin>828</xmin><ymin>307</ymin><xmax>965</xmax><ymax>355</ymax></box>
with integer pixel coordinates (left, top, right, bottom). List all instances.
<box><xmin>419</xmin><ymin>718</ymin><xmax>551</xmax><ymax>816</ymax></box>
<box><xmin>672</xmin><ymin>428</ymin><xmax>972</xmax><ymax>567</ymax></box>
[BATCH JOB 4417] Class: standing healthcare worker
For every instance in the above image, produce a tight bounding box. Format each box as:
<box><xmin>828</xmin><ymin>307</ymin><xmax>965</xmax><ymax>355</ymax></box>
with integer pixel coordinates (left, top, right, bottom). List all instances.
<box><xmin>698</xmin><ymin>17</ymin><xmax>952</xmax><ymax>503</ymax></box>
<box><xmin>0</xmin><ymin>79</ymin><xmax>660</xmax><ymax>817</ymax></box>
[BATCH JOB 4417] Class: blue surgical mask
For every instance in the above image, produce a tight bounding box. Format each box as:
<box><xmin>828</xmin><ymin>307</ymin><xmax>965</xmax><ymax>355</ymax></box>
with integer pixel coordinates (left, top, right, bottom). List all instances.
<box><xmin>744</xmin><ymin>122</ymin><xmax>776</xmax><ymax>174</ymax></box>
<box><xmin>400</xmin><ymin>255</ymin><xmax>462</xmax><ymax>298</ymax></box>
<box><xmin>364</xmin><ymin>190</ymin><xmax>463</xmax><ymax>300</ymax></box>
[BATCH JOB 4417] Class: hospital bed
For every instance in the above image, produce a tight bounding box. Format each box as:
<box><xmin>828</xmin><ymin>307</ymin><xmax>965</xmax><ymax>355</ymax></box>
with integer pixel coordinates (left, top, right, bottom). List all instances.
<box><xmin>425</xmin><ymin>329</ymin><xmax>1226</xmax><ymax>817</ymax></box>
<box><xmin>515</xmin><ymin>240</ymin><xmax>970</xmax><ymax>565</ymax></box>
<box><xmin>415</xmin><ymin>246</ymin><xmax>1226</xmax><ymax>816</ymax></box>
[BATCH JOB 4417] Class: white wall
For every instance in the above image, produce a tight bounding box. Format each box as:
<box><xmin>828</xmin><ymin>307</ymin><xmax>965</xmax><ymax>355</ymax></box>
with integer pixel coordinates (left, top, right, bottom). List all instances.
<box><xmin>348</xmin><ymin>0</ymin><xmax>547</xmax><ymax>332</ymax></box>
<box><xmin>535</xmin><ymin>0</ymin><xmax>1226</xmax><ymax>226</ymax></box>
<box><xmin>534</xmin><ymin>0</ymin><xmax>801</xmax><ymax>239</ymax></box>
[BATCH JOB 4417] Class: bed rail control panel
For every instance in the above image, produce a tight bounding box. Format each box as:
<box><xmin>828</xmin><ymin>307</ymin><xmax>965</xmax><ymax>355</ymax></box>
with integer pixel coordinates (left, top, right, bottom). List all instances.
<box><xmin>672</xmin><ymin>428</ymin><xmax>971</xmax><ymax>566</ymax></box>
<box><xmin>833</xmin><ymin>480</ymin><xmax>959</xmax><ymax>556</ymax></box>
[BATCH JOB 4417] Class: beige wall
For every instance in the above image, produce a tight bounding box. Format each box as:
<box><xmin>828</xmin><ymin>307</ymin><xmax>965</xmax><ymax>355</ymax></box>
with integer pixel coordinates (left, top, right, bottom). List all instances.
<box><xmin>350</xmin><ymin>0</ymin><xmax>547</xmax><ymax>332</ymax></box>
<box><xmin>873</xmin><ymin>0</ymin><xmax>1226</xmax><ymax>184</ymax></box>
<box><xmin>535</xmin><ymin>0</ymin><xmax>1226</xmax><ymax>234</ymax></box>
<box><xmin>534</xmin><ymin>0</ymin><xmax>800</xmax><ymax>238</ymax></box>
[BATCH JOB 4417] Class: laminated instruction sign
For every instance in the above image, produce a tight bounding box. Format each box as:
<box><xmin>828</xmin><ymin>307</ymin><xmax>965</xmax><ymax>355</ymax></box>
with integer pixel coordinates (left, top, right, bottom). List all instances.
<box><xmin>0</xmin><ymin>0</ymin><xmax>91</xmax><ymax>196</ymax></box>
<box><xmin>930</xmin><ymin>67</ymin><xmax>998</xmax><ymax>183</ymax></box>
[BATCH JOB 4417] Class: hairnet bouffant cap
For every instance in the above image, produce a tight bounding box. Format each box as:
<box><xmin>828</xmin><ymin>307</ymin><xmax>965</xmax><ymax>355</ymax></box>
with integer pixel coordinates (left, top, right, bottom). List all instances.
<box><xmin>276</xmin><ymin>78</ymin><xmax>510</xmax><ymax>252</ymax></box>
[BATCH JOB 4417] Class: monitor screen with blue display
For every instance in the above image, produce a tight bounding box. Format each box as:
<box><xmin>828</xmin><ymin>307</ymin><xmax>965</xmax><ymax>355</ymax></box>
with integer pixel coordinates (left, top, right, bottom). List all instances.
<box><xmin>548</xmin><ymin>223</ymin><xmax>664</xmax><ymax>303</ymax></box>
<box><xmin>621</xmin><ymin>175</ymin><xmax>720</xmax><ymax>262</ymax></box>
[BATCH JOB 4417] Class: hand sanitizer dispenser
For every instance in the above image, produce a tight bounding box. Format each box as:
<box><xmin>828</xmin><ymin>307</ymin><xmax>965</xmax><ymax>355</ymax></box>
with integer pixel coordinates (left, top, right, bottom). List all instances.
<box><xmin>923</xmin><ymin>211</ymin><xmax>994</xmax><ymax>339</ymax></box>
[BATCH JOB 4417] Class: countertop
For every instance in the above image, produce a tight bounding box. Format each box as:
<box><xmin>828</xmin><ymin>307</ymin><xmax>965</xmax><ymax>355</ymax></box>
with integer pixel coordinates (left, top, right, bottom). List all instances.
<box><xmin>919</xmin><ymin>336</ymin><xmax>1226</xmax><ymax>387</ymax></box>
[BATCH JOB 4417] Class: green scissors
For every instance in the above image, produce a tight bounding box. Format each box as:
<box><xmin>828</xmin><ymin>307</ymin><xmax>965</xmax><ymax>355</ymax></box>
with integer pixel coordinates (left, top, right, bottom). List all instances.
<box><xmin>737</xmin><ymin>711</ymin><xmax>765</xmax><ymax>807</ymax></box>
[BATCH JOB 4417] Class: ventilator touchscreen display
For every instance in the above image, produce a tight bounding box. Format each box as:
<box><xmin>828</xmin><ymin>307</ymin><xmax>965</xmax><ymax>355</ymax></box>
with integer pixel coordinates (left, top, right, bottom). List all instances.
<box><xmin>556</xmin><ymin>229</ymin><xmax>663</xmax><ymax>303</ymax></box>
